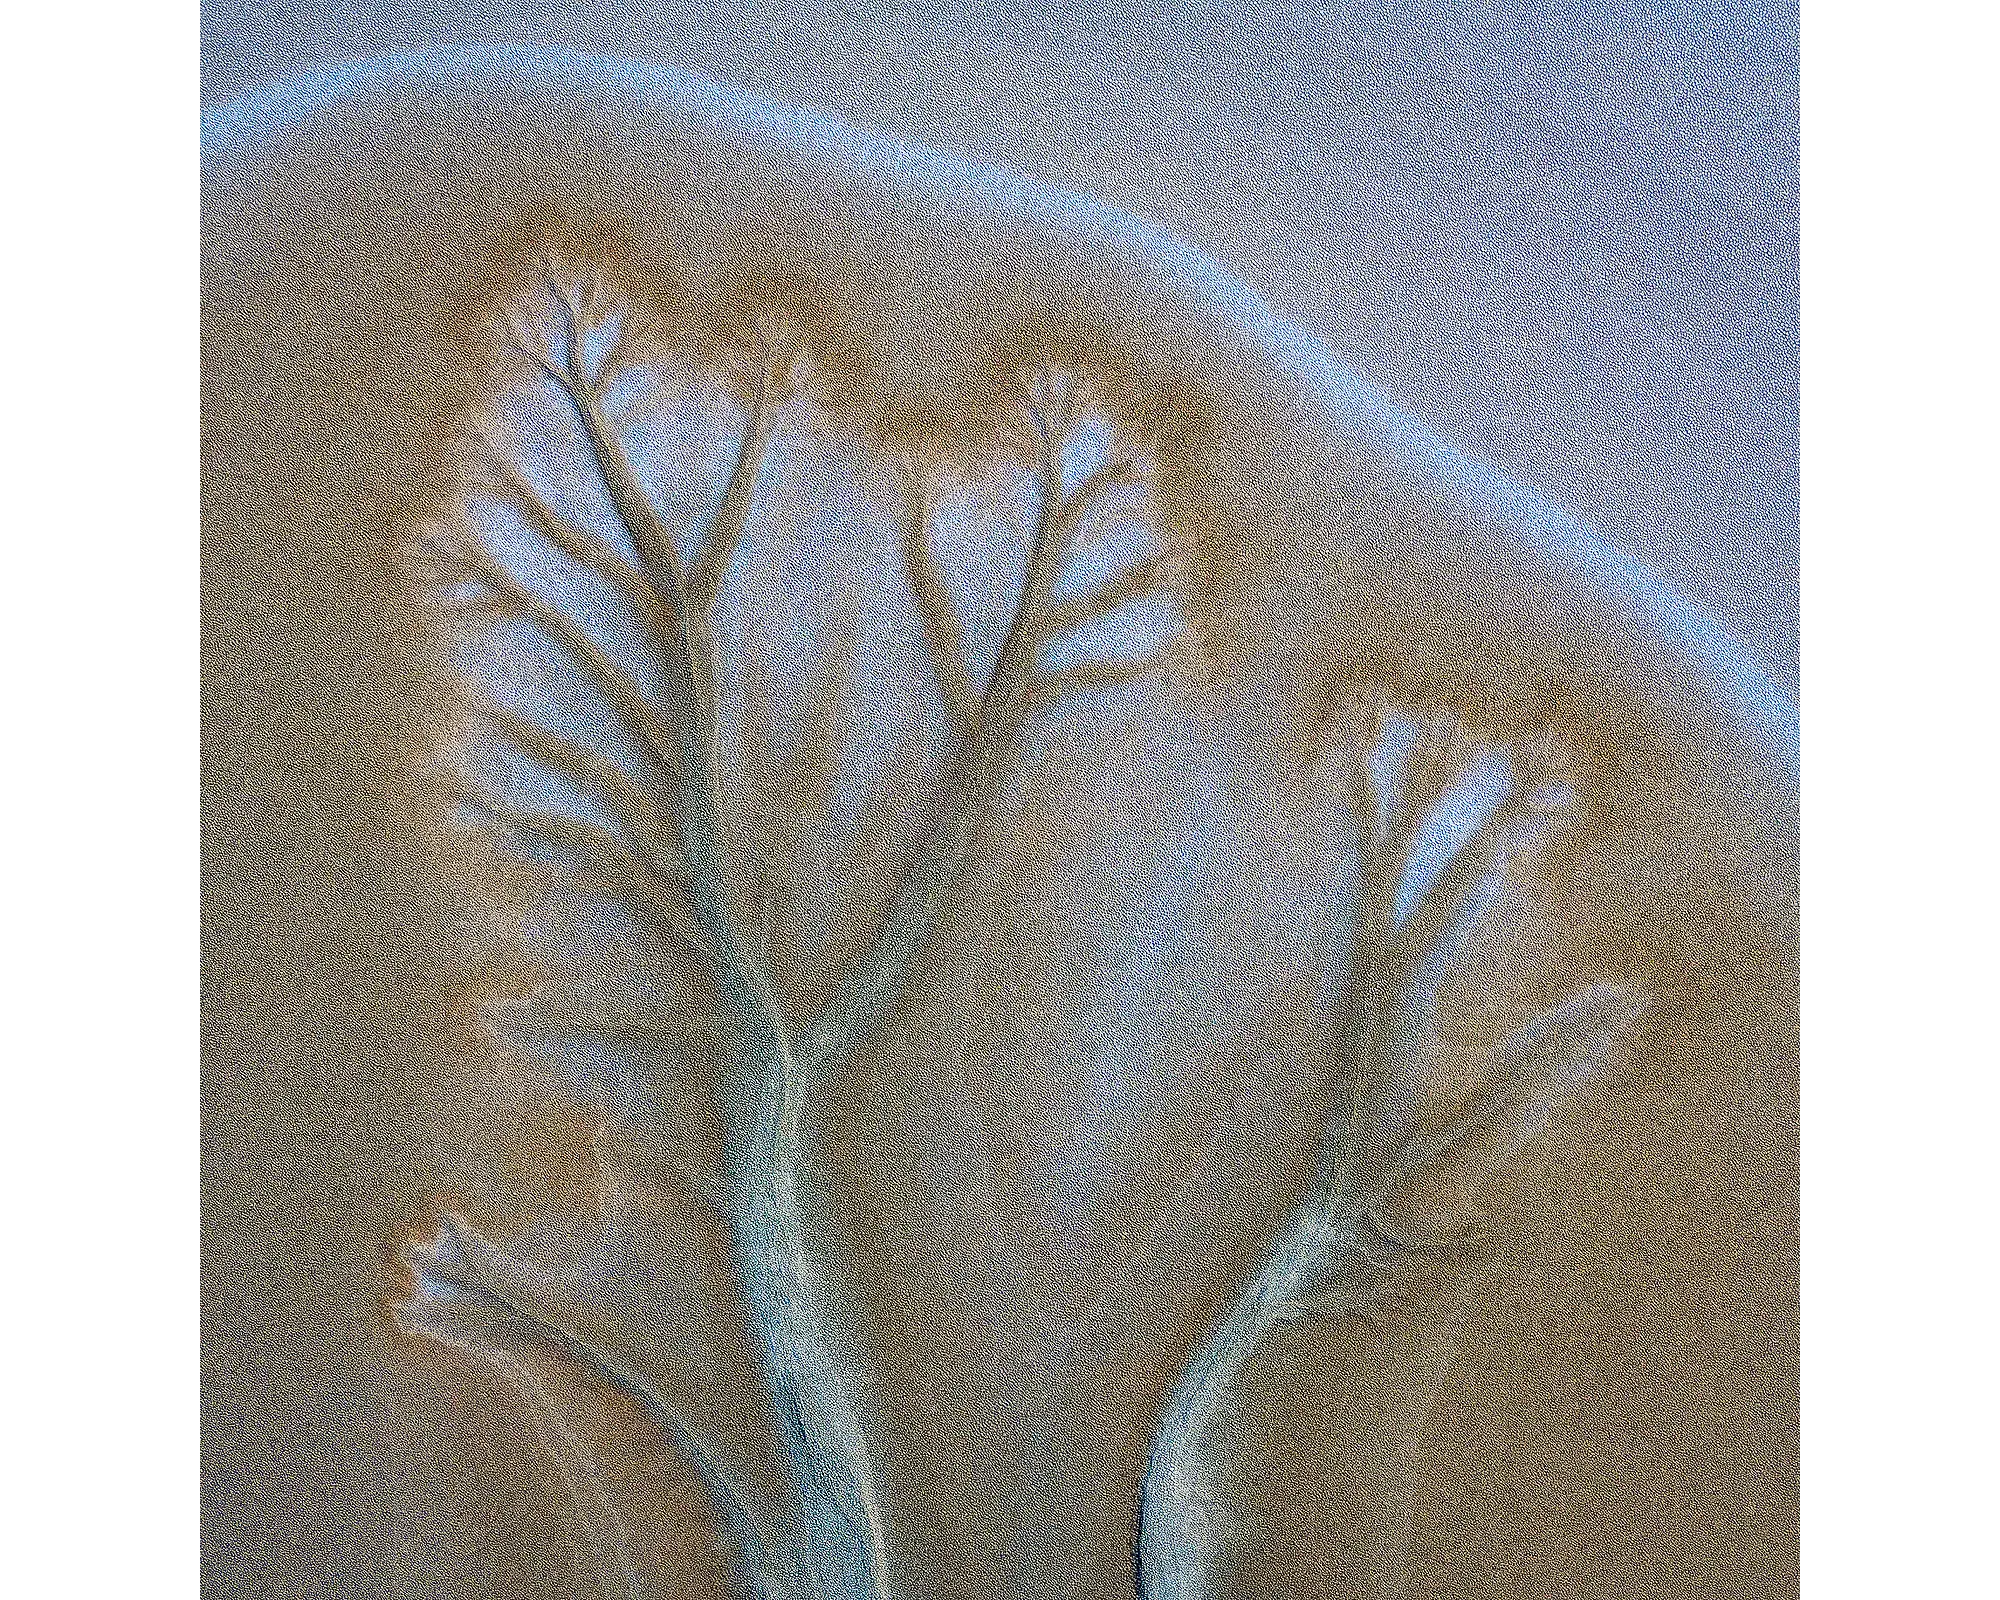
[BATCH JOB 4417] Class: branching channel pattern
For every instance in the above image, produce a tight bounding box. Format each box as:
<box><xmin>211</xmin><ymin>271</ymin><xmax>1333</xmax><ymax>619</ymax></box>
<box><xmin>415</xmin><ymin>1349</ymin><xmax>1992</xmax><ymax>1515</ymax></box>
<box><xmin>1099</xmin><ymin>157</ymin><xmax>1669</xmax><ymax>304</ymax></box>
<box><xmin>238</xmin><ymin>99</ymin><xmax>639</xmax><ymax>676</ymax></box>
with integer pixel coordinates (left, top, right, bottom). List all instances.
<box><xmin>395</xmin><ymin>266</ymin><xmax>1187</xmax><ymax>1600</ymax></box>
<box><xmin>1134</xmin><ymin>696</ymin><xmax>1644</xmax><ymax>1599</ymax></box>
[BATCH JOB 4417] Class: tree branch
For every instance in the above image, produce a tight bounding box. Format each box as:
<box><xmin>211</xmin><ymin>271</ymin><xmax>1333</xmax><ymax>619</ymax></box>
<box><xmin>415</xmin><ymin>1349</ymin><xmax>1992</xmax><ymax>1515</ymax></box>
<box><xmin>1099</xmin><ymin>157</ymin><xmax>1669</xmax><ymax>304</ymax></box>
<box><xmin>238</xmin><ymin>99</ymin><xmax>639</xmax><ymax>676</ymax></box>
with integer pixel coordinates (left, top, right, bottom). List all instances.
<box><xmin>898</xmin><ymin>470</ymin><xmax>978</xmax><ymax>738</ymax></box>
<box><xmin>475</xmin><ymin>455</ymin><xmax>678</xmax><ymax>644</ymax></box>
<box><xmin>434</xmin><ymin>536</ymin><xmax>685</xmax><ymax>783</ymax></box>
<box><xmin>530</xmin><ymin>292</ymin><xmax>894</xmax><ymax>1598</ymax></box>
<box><xmin>547</xmin><ymin>301</ymin><xmax>694</xmax><ymax>607</ymax></box>
<box><xmin>1136</xmin><ymin>1199</ymin><xmax>1447</xmax><ymax>1600</ymax></box>
<box><xmin>447</xmin><ymin>284</ymin><xmax>908</xmax><ymax>1597</ymax></box>
<box><xmin>1037</xmin><ymin>552</ymin><xmax>1165</xmax><ymax>642</ymax></box>
<box><xmin>1135</xmin><ymin>705</ymin><xmax>1640</xmax><ymax>1599</ymax></box>
<box><xmin>504</xmin><ymin>313</ymin><xmax>575</xmax><ymax>394</ymax></box>
<box><xmin>1363</xmin><ymin>984</ymin><xmax>1643</xmax><ymax>1234</ymax></box>
<box><xmin>689</xmin><ymin>328</ymin><xmax>791</xmax><ymax>616</ymax></box>
<box><xmin>451</xmin><ymin>786</ymin><xmax>712</xmax><ymax>959</ymax></box>
<box><xmin>1323</xmin><ymin>719</ymin><xmax>1398</xmax><ymax>1202</ymax></box>
<box><xmin>1046</xmin><ymin>454</ymin><xmax>1141</xmax><ymax>543</ymax></box>
<box><xmin>794</xmin><ymin>396</ymin><xmax>1160</xmax><ymax>1082</ymax></box>
<box><xmin>1023</xmin><ymin>634</ymin><xmax>1186</xmax><ymax>715</ymax></box>
<box><xmin>399</xmin><ymin>1214</ymin><xmax>791</xmax><ymax>1599</ymax></box>
<box><xmin>476</xmin><ymin>702</ymin><xmax>673</xmax><ymax>858</ymax></box>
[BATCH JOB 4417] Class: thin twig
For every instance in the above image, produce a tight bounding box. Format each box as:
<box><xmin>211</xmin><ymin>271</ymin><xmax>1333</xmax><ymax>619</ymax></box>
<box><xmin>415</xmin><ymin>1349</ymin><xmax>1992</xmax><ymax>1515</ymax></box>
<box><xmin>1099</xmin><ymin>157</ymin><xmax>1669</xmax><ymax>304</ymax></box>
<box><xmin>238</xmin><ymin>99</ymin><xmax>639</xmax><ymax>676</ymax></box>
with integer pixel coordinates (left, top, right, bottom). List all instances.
<box><xmin>1036</xmin><ymin>552</ymin><xmax>1165</xmax><ymax>641</ymax></box>
<box><xmin>434</xmin><ymin>537</ymin><xmax>684</xmax><ymax>780</ymax></box>
<box><xmin>475</xmin><ymin>703</ymin><xmax>674</xmax><ymax>856</ymax></box>
<box><xmin>474</xmin><ymin>455</ymin><xmax>677</xmax><ymax>646</ymax></box>
<box><xmin>898</xmin><ymin>466</ymin><xmax>978</xmax><ymax>738</ymax></box>
<box><xmin>1022</xmin><ymin>635</ymin><xmax>1186</xmax><ymax>714</ymax></box>
<box><xmin>450</xmin><ymin>786</ymin><xmax>713</xmax><ymax>959</ymax></box>
<box><xmin>690</xmin><ymin>328</ymin><xmax>790</xmax><ymax>615</ymax></box>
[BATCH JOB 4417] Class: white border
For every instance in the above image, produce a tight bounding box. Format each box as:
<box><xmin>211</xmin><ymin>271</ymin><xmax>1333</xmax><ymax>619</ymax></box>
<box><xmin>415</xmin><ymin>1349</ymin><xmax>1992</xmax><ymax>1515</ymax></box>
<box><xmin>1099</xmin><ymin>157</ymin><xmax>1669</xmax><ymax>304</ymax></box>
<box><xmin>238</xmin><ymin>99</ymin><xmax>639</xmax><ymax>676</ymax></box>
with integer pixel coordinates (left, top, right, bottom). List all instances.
<box><xmin>1802</xmin><ymin>2</ymin><xmax>1995</xmax><ymax>1592</ymax></box>
<box><xmin>26</xmin><ymin>1</ymin><xmax>1982</xmax><ymax>1590</ymax></box>
<box><xmin>1</xmin><ymin>7</ymin><xmax>197</xmax><ymax>1592</ymax></box>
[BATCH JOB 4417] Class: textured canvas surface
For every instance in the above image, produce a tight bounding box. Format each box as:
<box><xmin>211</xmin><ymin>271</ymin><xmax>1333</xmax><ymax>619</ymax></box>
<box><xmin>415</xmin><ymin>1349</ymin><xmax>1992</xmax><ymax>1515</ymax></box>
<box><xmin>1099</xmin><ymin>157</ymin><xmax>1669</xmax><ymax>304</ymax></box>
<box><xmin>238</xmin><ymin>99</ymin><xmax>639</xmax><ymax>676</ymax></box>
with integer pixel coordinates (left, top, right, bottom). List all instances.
<box><xmin>202</xmin><ymin>43</ymin><xmax>1796</xmax><ymax>1600</ymax></box>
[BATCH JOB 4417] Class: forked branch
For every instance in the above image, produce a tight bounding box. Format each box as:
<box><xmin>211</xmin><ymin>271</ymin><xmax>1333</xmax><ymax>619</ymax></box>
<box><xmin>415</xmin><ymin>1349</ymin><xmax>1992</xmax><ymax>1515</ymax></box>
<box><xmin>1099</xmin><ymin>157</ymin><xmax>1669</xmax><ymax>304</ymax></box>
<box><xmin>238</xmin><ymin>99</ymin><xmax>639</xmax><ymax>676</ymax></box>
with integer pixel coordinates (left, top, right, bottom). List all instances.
<box><xmin>898</xmin><ymin>467</ymin><xmax>978</xmax><ymax>738</ymax></box>
<box><xmin>418</xmin><ymin>300</ymin><xmax>1206</xmax><ymax>1599</ymax></box>
<box><xmin>691</xmin><ymin>315</ymin><xmax>798</xmax><ymax>616</ymax></box>
<box><xmin>801</xmin><ymin>374</ymin><xmax>1179</xmax><ymax>1079</ymax></box>
<box><xmin>425</xmin><ymin>531</ymin><xmax>684</xmax><ymax>781</ymax></box>
<box><xmin>1023</xmin><ymin>634</ymin><xmax>1192</xmax><ymax>716</ymax></box>
<box><xmin>1039</xmin><ymin>552</ymin><xmax>1165</xmax><ymax>638</ymax></box>
<box><xmin>446</xmin><ymin>783</ymin><xmax>711</xmax><ymax>959</ymax></box>
<box><xmin>1135</xmin><ymin>703</ymin><xmax>1642</xmax><ymax>1600</ymax></box>
<box><xmin>419</xmin><ymin>269</ymin><xmax>898</xmax><ymax>1598</ymax></box>
<box><xmin>399</xmin><ymin>1213</ymin><xmax>792</xmax><ymax>1599</ymax></box>
<box><xmin>475</xmin><ymin>702</ymin><xmax>672</xmax><ymax>852</ymax></box>
<box><xmin>473</xmin><ymin>452</ymin><xmax>677</xmax><ymax>642</ymax></box>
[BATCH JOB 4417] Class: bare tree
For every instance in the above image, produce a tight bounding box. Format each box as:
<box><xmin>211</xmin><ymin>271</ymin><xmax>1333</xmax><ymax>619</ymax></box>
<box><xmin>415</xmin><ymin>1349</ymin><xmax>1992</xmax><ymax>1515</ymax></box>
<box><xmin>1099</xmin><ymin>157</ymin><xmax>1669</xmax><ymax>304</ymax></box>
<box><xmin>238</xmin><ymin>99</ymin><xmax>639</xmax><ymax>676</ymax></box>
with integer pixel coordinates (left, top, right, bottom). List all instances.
<box><xmin>1135</xmin><ymin>697</ymin><xmax>1644</xmax><ymax>1599</ymax></box>
<box><xmin>397</xmin><ymin>266</ymin><xmax>1185</xmax><ymax>1600</ymax></box>
<box><xmin>395</xmin><ymin>265</ymin><xmax>1639</xmax><ymax>1600</ymax></box>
